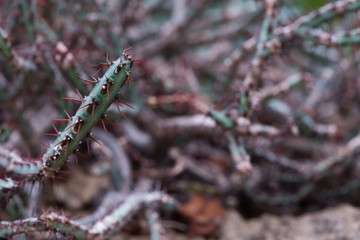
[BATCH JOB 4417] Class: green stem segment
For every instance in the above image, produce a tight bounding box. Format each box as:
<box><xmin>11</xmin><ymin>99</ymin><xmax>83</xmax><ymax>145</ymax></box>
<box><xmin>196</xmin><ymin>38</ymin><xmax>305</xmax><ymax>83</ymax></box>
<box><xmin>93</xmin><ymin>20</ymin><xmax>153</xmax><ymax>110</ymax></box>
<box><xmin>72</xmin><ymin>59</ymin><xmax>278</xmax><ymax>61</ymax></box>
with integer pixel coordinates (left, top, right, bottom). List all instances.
<box><xmin>0</xmin><ymin>178</ymin><xmax>18</xmax><ymax>198</ymax></box>
<box><xmin>41</xmin><ymin>53</ymin><xmax>134</xmax><ymax>178</ymax></box>
<box><xmin>0</xmin><ymin>146</ymin><xmax>41</xmax><ymax>177</ymax></box>
<box><xmin>0</xmin><ymin>192</ymin><xmax>175</xmax><ymax>239</ymax></box>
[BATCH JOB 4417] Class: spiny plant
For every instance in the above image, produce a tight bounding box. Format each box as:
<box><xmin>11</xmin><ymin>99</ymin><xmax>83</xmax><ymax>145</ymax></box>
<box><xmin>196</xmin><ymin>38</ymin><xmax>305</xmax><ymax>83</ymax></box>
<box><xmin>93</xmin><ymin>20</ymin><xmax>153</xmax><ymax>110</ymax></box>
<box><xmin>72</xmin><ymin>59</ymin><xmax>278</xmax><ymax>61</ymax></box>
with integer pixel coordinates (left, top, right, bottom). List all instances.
<box><xmin>41</xmin><ymin>48</ymin><xmax>137</xmax><ymax>179</ymax></box>
<box><xmin>2</xmin><ymin>0</ymin><xmax>360</xmax><ymax>239</ymax></box>
<box><xmin>0</xmin><ymin>49</ymin><xmax>177</xmax><ymax>239</ymax></box>
<box><xmin>0</xmin><ymin>191</ymin><xmax>175</xmax><ymax>239</ymax></box>
<box><xmin>0</xmin><ymin>48</ymin><xmax>138</xmax><ymax>192</ymax></box>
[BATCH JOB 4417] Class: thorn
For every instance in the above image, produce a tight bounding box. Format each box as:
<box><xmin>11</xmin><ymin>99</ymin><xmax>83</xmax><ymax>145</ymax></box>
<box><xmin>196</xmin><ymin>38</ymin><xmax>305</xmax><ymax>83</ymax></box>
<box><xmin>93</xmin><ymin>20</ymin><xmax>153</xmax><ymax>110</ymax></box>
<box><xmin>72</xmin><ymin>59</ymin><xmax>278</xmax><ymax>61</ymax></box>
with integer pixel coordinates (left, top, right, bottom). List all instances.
<box><xmin>75</xmin><ymin>151</ymin><xmax>86</xmax><ymax>158</ymax></box>
<box><xmin>103</xmin><ymin>118</ymin><xmax>118</xmax><ymax>127</ymax></box>
<box><xmin>124</xmin><ymin>82</ymin><xmax>130</xmax><ymax>97</ymax></box>
<box><xmin>115</xmin><ymin>101</ymin><xmax>126</xmax><ymax>118</ymax></box>
<box><xmin>52</xmin><ymin>123</ymin><xmax>59</xmax><ymax>134</ymax></box>
<box><xmin>86</xmin><ymin>138</ymin><xmax>90</xmax><ymax>153</ymax></box>
<box><xmin>64</xmin><ymin>110</ymin><xmax>71</xmax><ymax>119</ymax></box>
<box><xmin>41</xmin><ymin>142</ymin><xmax>50</xmax><ymax>148</ymax></box>
<box><xmin>75</xmin><ymin>88</ymin><xmax>83</xmax><ymax>99</ymax></box>
<box><xmin>126</xmin><ymin>79</ymin><xmax>136</xmax><ymax>85</ymax></box>
<box><xmin>53</xmin><ymin>119</ymin><xmax>69</xmax><ymax>122</ymax></box>
<box><xmin>65</xmin><ymin>141</ymin><xmax>69</xmax><ymax>156</ymax></box>
<box><xmin>74</xmin><ymin>155</ymin><xmax>79</xmax><ymax>167</ymax></box>
<box><xmin>64</xmin><ymin>121</ymin><xmax>78</xmax><ymax>131</ymax></box>
<box><xmin>89</xmin><ymin>135</ymin><xmax>101</xmax><ymax>145</ymax></box>
<box><xmin>107</xmin><ymin>83</ymin><xmax>110</xmax><ymax>102</ymax></box>
<box><xmin>133</xmin><ymin>59</ymin><xmax>141</xmax><ymax>62</ymax></box>
<box><xmin>76</xmin><ymin>123</ymin><xmax>81</xmax><ymax>140</ymax></box>
<box><xmin>55</xmin><ymin>140</ymin><xmax>63</xmax><ymax>147</ymax></box>
<box><xmin>101</xmin><ymin>120</ymin><xmax>109</xmax><ymax>136</ymax></box>
<box><xmin>79</xmin><ymin>102</ymin><xmax>93</xmax><ymax>110</ymax></box>
<box><xmin>96</xmin><ymin>53</ymin><xmax>111</xmax><ymax>66</ymax></box>
<box><xmin>125</xmin><ymin>70</ymin><xmax>136</xmax><ymax>86</ymax></box>
<box><xmin>77</xmin><ymin>74</ymin><xmax>97</xmax><ymax>84</ymax></box>
<box><xmin>122</xmin><ymin>47</ymin><xmax>132</xmax><ymax>55</ymax></box>
<box><xmin>106</xmin><ymin>52</ymin><xmax>110</xmax><ymax>64</ymax></box>
<box><xmin>62</xmin><ymin>97</ymin><xmax>82</xmax><ymax>103</ymax></box>
<box><xmin>91</xmin><ymin>103</ymin><xmax>96</xmax><ymax>121</ymax></box>
<box><xmin>92</xmin><ymin>68</ymin><xmax>102</xmax><ymax>82</ymax></box>
<box><xmin>117</xmin><ymin>99</ymin><xmax>134</xmax><ymax>109</ymax></box>
<box><xmin>98</xmin><ymin>62</ymin><xmax>111</xmax><ymax>66</ymax></box>
<box><xmin>44</xmin><ymin>133</ymin><xmax>58</xmax><ymax>137</ymax></box>
<box><xmin>92</xmin><ymin>62</ymin><xmax>110</xmax><ymax>67</ymax></box>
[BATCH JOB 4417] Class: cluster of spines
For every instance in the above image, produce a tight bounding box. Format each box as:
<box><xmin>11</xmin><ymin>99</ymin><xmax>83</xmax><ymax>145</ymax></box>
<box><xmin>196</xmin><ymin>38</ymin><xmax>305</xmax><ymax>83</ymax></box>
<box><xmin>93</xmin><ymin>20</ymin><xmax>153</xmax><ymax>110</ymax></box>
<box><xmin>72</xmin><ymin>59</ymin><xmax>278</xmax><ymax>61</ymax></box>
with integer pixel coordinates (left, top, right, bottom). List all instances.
<box><xmin>41</xmin><ymin>48</ymin><xmax>138</xmax><ymax>178</ymax></box>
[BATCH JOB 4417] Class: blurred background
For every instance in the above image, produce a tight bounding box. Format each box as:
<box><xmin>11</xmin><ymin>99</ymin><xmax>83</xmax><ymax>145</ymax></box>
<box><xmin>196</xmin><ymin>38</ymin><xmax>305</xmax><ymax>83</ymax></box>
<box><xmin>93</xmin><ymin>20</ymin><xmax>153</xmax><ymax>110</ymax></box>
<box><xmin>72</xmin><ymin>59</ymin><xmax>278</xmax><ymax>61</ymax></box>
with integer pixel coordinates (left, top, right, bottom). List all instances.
<box><xmin>1</xmin><ymin>0</ymin><xmax>360</xmax><ymax>239</ymax></box>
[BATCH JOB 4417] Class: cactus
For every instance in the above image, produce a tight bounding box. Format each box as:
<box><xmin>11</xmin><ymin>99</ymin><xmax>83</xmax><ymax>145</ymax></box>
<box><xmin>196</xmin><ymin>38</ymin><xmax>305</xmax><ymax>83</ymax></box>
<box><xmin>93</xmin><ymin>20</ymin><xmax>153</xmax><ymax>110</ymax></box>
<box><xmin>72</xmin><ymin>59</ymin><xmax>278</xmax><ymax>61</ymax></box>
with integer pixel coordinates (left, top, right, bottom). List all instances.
<box><xmin>41</xmin><ymin>49</ymin><xmax>136</xmax><ymax>179</ymax></box>
<box><xmin>0</xmin><ymin>146</ymin><xmax>41</xmax><ymax>178</ymax></box>
<box><xmin>0</xmin><ymin>178</ymin><xmax>18</xmax><ymax>198</ymax></box>
<box><xmin>2</xmin><ymin>0</ymin><xmax>360</xmax><ymax>239</ymax></box>
<box><xmin>0</xmin><ymin>192</ymin><xmax>176</xmax><ymax>239</ymax></box>
<box><xmin>0</xmin><ymin>49</ymin><xmax>137</xmax><ymax>190</ymax></box>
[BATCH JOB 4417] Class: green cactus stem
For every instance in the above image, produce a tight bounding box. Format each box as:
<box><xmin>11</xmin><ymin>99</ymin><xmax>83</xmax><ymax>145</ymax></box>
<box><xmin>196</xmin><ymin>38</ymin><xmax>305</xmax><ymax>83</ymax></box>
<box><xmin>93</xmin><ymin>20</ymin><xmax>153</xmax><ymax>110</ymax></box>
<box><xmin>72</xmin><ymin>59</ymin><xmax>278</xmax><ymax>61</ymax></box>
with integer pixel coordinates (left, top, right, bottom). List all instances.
<box><xmin>0</xmin><ymin>28</ymin><xmax>11</xmax><ymax>58</ymax></box>
<box><xmin>0</xmin><ymin>213</ymin><xmax>89</xmax><ymax>239</ymax></box>
<box><xmin>0</xmin><ymin>146</ymin><xmax>41</xmax><ymax>177</ymax></box>
<box><xmin>89</xmin><ymin>192</ymin><xmax>176</xmax><ymax>238</ymax></box>
<box><xmin>296</xmin><ymin>27</ymin><xmax>360</xmax><ymax>46</ymax></box>
<box><xmin>146</xmin><ymin>208</ymin><xmax>166</xmax><ymax>240</ymax></box>
<box><xmin>0</xmin><ymin>192</ymin><xmax>175</xmax><ymax>239</ymax></box>
<box><xmin>41</xmin><ymin>50</ymin><xmax>136</xmax><ymax>178</ymax></box>
<box><xmin>0</xmin><ymin>178</ymin><xmax>19</xmax><ymax>198</ymax></box>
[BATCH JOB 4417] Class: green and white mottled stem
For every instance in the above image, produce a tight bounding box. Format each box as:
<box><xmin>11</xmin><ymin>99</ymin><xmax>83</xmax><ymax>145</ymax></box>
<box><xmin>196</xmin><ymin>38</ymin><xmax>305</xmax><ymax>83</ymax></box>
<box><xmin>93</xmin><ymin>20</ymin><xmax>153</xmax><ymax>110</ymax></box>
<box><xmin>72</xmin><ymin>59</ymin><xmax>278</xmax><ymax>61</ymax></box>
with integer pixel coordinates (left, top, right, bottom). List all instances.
<box><xmin>0</xmin><ymin>213</ymin><xmax>89</xmax><ymax>239</ymax></box>
<box><xmin>0</xmin><ymin>192</ymin><xmax>176</xmax><ymax>239</ymax></box>
<box><xmin>0</xmin><ymin>146</ymin><xmax>41</xmax><ymax>177</ymax></box>
<box><xmin>41</xmin><ymin>52</ymin><xmax>134</xmax><ymax>178</ymax></box>
<box><xmin>243</xmin><ymin>0</ymin><xmax>278</xmax><ymax>88</ymax></box>
<box><xmin>296</xmin><ymin>27</ymin><xmax>360</xmax><ymax>46</ymax></box>
<box><xmin>0</xmin><ymin>178</ymin><xmax>19</xmax><ymax>198</ymax></box>
<box><xmin>146</xmin><ymin>208</ymin><xmax>166</xmax><ymax>240</ymax></box>
<box><xmin>90</xmin><ymin>192</ymin><xmax>175</xmax><ymax>238</ymax></box>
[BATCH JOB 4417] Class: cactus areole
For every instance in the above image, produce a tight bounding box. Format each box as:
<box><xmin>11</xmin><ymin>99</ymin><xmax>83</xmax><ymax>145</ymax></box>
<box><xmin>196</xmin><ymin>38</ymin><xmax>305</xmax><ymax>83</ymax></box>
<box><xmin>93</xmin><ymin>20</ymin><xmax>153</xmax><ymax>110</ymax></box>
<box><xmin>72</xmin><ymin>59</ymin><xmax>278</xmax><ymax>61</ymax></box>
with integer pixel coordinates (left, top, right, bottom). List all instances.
<box><xmin>41</xmin><ymin>52</ymin><xmax>134</xmax><ymax>178</ymax></box>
